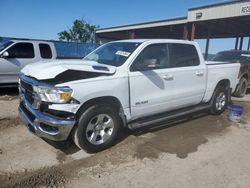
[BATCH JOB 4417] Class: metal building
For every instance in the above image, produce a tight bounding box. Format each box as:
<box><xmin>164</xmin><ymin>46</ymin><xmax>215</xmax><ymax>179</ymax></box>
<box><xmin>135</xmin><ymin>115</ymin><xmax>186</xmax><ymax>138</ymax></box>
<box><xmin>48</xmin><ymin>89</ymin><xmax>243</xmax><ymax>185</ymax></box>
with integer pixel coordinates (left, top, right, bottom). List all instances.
<box><xmin>96</xmin><ymin>0</ymin><xmax>250</xmax><ymax>59</ymax></box>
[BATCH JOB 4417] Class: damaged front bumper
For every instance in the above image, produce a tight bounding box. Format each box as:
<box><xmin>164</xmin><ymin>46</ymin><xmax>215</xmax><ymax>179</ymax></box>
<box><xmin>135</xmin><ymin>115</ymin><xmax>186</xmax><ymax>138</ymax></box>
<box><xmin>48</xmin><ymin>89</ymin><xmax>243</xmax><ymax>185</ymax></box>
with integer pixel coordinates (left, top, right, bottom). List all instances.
<box><xmin>18</xmin><ymin>98</ymin><xmax>76</xmax><ymax>141</ymax></box>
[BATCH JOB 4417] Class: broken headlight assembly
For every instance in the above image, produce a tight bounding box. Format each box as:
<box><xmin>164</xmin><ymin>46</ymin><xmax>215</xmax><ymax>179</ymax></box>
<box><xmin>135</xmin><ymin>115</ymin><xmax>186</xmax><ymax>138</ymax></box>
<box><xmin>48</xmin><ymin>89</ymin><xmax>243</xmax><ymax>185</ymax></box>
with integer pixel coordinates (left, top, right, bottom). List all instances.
<box><xmin>33</xmin><ymin>85</ymin><xmax>73</xmax><ymax>103</ymax></box>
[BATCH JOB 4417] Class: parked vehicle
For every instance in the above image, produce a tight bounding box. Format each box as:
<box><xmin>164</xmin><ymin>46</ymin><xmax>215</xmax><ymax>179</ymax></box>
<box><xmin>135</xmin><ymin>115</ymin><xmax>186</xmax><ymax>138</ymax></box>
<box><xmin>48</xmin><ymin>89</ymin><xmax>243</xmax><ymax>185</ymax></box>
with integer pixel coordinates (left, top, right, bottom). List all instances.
<box><xmin>18</xmin><ymin>39</ymin><xmax>240</xmax><ymax>152</ymax></box>
<box><xmin>202</xmin><ymin>53</ymin><xmax>215</xmax><ymax>60</ymax></box>
<box><xmin>0</xmin><ymin>39</ymin><xmax>98</xmax><ymax>86</ymax></box>
<box><xmin>0</xmin><ymin>40</ymin><xmax>57</xmax><ymax>86</ymax></box>
<box><xmin>212</xmin><ymin>50</ymin><xmax>250</xmax><ymax>97</ymax></box>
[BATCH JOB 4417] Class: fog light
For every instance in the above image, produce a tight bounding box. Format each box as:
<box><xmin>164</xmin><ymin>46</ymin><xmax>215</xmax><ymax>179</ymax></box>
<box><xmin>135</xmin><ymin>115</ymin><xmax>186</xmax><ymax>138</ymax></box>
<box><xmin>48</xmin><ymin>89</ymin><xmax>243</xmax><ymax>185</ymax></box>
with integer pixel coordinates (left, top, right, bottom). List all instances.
<box><xmin>39</xmin><ymin>123</ymin><xmax>59</xmax><ymax>133</ymax></box>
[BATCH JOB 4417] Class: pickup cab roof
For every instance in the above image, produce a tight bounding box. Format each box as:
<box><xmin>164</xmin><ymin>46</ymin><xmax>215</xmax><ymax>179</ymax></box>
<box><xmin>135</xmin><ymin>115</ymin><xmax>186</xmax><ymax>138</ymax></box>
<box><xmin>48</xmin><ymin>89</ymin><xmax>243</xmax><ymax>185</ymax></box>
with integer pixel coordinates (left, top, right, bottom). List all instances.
<box><xmin>117</xmin><ymin>39</ymin><xmax>197</xmax><ymax>45</ymax></box>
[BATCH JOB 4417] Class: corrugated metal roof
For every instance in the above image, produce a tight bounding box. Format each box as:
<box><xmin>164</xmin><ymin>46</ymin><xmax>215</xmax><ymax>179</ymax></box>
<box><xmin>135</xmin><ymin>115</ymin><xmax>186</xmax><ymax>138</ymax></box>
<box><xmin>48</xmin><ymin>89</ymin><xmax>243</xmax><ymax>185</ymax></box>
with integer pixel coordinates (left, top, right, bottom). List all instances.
<box><xmin>188</xmin><ymin>0</ymin><xmax>249</xmax><ymax>11</ymax></box>
<box><xmin>96</xmin><ymin>0</ymin><xmax>250</xmax><ymax>34</ymax></box>
<box><xmin>96</xmin><ymin>17</ymin><xmax>187</xmax><ymax>33</ymax></box>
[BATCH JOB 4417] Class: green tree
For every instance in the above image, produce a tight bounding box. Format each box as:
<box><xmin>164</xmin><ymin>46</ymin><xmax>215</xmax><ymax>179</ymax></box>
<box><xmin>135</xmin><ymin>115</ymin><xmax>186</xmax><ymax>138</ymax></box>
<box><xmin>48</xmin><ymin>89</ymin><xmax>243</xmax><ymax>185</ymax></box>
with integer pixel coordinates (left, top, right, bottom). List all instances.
<box><xmin>58</xmin><ymin>19</ymin><xmax>99</xmax><ymax>43</ymax></box>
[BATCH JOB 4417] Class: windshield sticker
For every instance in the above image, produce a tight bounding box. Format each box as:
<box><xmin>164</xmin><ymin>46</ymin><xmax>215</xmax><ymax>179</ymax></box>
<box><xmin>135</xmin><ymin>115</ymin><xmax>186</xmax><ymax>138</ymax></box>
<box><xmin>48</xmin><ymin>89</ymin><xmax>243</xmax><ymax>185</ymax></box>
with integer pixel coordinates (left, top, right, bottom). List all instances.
<box><xmin>115</xmin><ymin>50</ymin><xmax>131</xmax><ymax>57</ymax></box>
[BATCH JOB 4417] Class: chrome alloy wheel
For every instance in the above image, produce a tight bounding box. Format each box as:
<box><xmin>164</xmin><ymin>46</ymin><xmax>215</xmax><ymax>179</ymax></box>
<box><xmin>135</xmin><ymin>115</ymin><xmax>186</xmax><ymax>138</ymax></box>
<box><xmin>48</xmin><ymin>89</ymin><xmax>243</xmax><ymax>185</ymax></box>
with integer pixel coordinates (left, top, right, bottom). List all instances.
<box><xmin>86</xmin><ymin>114</ymin><xmax>114</xmax><ymax>145</ymax></box>
<box><xmin>215</xmin><ymin>92</ymin><xmax>226</xmax><ymax>111</ymax></box>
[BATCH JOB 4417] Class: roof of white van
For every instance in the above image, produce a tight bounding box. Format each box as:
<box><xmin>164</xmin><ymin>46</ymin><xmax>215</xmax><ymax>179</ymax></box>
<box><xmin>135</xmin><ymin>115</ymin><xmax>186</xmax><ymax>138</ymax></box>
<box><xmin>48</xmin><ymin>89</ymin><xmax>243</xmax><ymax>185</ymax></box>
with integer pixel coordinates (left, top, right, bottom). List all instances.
<box><xmin>11</xmin><ymin>39</ymin><xmax>53</xmax><ymax>44</ymax></box>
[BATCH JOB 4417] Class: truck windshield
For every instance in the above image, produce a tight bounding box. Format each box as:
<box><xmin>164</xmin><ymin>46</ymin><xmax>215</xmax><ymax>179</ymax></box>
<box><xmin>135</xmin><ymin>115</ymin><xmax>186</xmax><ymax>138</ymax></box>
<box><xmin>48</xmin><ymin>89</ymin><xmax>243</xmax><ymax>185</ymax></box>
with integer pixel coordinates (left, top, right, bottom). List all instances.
<box><xmin>0</xmin><ymin>41</ymin><xmax>13</xmax><ymax>52</ymax></box>
<box><xmin>212</xmin><ymin>51</ymin><xmax>250</xmax><ymax>63</ymax></box>
<box><xmin>84</xmin><ymin>42</ymin><xmax>141</xmax><ymax>67</ymax></box>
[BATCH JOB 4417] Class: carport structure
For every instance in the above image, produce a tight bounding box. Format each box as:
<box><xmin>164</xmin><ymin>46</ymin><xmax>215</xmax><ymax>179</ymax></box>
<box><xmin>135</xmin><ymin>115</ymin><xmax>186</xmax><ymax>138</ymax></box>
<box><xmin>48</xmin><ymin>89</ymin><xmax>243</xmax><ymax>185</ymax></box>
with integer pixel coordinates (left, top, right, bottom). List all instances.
<box><xmin>96</xmin><ymin>0</ymin><xmax>250</xmax><ymax>59</ymax></box>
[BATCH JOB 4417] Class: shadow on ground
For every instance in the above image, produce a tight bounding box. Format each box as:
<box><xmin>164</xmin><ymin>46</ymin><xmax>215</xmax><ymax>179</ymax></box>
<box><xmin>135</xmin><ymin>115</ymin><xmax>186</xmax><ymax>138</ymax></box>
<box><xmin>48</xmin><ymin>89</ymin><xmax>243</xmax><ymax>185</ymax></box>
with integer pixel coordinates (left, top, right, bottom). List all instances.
<box><xmin>1</xmin><ymin>104</ymin><xmax>246</xmax><ymax>188</ymax></box>
<box><xmin>43</xmin><ymin>139</ymin><xmax>80</xmax><ymax>155</ymax></box>
<box><xmin>47</xmin><ymin>109</ymin><xmax>231</xmax><ymax>161</ymax></box>
<box><xmin>0</xmin><ymin>87</ymin><xmax>19</xmax><ymax>101</ymax></box>
<box><xmin>0</xmin><ymin>87</ymin><xmax>19</xmax><ymax>96</ymax></box>
<box><xmin>131</xmin><ymin>111</ymin><xmax>230</xmax><ymax>159</ymax></box>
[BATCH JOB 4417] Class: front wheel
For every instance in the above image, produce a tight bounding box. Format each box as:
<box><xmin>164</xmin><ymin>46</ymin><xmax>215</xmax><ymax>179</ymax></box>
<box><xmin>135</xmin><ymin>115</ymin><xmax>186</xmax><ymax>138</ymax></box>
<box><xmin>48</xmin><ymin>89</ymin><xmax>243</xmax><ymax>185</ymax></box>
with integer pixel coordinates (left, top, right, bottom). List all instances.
<box><xmin>210</xmin><ymin>87</ymin><xmax>229</xmax><ymax>115</ymax></box>
<box><xmin>73</xmin><ymin>104</ymin><xmax>121</xmax><ymax>153</ymax></box>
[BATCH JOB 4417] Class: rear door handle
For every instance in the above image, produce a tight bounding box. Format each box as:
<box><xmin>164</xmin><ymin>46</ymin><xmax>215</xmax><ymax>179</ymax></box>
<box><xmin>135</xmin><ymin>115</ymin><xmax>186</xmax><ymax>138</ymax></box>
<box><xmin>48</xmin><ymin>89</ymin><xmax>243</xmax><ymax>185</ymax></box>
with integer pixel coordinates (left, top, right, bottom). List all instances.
<box><xmin>196</xmin><ymin>71</ymin><xmax>204</xmax><ymax>76</ymax></box>
<box><xmin>163</xmin><ymin>74</ymin><xmax>173</xmax><ymax>81</ymax></box>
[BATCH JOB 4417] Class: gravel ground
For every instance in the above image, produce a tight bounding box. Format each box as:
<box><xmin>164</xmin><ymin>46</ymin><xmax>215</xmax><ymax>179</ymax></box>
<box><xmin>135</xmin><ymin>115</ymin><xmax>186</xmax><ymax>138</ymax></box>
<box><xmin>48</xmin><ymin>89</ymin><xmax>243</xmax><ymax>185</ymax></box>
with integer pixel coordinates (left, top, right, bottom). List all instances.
<box><xmin>0</xmin><ymin>88</ymin><xmax>250</xmax><ymax>188</ymax></box>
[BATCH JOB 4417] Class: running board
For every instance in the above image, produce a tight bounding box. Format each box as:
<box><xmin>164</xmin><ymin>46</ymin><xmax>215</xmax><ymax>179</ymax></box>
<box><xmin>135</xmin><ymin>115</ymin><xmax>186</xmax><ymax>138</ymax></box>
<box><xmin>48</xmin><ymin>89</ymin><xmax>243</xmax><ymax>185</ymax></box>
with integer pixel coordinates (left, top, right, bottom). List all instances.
<box><xmin>128</xmin><ymin>104</ymin><xmax>211</xmax><ymax>129</ymax></box>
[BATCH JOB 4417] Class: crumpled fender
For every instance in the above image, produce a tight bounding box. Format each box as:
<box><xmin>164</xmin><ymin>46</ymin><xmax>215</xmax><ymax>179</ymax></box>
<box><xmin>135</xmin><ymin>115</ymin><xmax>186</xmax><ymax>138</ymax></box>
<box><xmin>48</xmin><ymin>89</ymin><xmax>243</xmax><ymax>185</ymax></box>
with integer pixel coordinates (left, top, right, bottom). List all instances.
<box><xmin>21</xmin><ymin>59</ymin><xmax>116</xmax><ymax>80</ymax></box>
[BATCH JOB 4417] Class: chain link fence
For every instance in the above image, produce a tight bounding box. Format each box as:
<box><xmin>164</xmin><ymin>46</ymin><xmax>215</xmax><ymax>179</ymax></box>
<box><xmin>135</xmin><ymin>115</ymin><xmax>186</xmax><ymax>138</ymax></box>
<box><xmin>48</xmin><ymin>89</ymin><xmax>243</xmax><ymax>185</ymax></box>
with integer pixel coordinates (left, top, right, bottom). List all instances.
<box><xmin>54</xmin><ymin>41</ymin><xmax>99</xmax><ymax>58</ymax></box>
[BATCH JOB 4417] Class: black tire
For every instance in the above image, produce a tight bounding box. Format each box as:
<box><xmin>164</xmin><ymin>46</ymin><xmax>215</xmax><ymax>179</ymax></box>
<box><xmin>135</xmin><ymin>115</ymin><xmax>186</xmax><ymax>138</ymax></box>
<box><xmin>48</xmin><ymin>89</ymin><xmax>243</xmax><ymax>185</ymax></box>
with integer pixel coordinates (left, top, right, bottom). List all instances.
<box><xmin>210</xmin><ymin>87</ymin><xmax>229</xmax><ymax>115</ymax></box>
<box><xmin>233</xmin><ymin>77</ymin><xmax>248</xmax><ymax>98</ymax></box>
<box><xmin>73</xmin><ymin>103</ymin><xmax>121</xmax><ymax>153</ymax></box>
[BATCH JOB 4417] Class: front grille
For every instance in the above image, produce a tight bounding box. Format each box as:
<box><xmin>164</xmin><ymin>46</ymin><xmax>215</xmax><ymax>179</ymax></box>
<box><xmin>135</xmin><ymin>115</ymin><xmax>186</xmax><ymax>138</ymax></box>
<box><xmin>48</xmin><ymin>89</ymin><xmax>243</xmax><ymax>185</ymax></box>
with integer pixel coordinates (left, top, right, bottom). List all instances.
<box><xmin>20</xmin><ymin>80</ymin><xmax>34</xmax><ymax>104</ymax></box>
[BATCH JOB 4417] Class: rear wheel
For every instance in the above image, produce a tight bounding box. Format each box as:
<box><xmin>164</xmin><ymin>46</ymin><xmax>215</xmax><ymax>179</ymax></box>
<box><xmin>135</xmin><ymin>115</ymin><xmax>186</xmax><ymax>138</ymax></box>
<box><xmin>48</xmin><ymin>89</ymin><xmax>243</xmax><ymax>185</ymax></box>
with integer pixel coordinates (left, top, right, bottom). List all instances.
<box><xmin>73</xmin><ymin>103</ymin><xmax>121</xmax><ymax>153</ymax></box>
<box><xmin>233</xmin><ymin>77</ymin><xmax>248</xmax><ymax>98</ymax></box>
<box><xmin>210</xmin><ymin>87</ymin><xmax>228</xmax><ymax>115</ymax></box>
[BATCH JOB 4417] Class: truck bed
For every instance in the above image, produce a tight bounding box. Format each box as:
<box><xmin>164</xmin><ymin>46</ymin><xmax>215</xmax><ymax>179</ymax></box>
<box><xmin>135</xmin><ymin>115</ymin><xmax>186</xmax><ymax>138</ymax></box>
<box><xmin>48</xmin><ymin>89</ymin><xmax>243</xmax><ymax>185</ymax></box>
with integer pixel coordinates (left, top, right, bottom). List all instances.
<box><xmin>203</xmin><ymin>61</ymin><xmax>240</xmax><ymax>102</ymax></box>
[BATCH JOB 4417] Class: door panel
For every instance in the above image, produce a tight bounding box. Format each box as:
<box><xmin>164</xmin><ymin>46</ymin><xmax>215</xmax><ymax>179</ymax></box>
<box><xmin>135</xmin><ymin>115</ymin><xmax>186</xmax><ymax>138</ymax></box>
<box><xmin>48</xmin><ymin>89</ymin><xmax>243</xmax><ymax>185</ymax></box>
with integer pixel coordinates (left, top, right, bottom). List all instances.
<box><xmin>129</xmin><ymin>69</ymin><xmax>175</xmax><ymax>119</ymax></box>
<box><xmin>129</xmin><ymin>43</ymin><xmax>174</xmax><ymax>120</ymax></box>
<box><xmin>167</xmin><ymin>43</ymin><xmax>206</xmax><ymax>107</ymax></box>
<box><xmin>128</xmin><ymin>42</ymin><xmax>206</xmax><ymax>121</ymax></box>
<box><xmin>166</xmin><ymin>66</ymin><xmax>206</xmax><ymax>109</ymax></box>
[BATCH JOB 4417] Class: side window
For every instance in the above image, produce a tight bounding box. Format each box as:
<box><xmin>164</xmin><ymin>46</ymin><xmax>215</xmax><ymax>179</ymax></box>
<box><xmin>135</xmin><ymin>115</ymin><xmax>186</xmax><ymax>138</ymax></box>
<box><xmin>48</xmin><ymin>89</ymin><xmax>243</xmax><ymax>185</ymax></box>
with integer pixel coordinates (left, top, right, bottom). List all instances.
<box><xmin>130</xmin><ymin>44</ymin><xmax>170</xmax><ymax>71</ymax></box>
<box><xmin>7</xmin><ymin>43</ymin><xmax>34</xmax><ymax>58</ymax></box>
<box><xmin>39</xmin><ymin>43</ymin><xmax>52</xmax><ymax>59</ymax></box>
<box><xmin>169</xmin><ymin>43</ymin><xmax>200</xmax><ymax>67</ymax></box>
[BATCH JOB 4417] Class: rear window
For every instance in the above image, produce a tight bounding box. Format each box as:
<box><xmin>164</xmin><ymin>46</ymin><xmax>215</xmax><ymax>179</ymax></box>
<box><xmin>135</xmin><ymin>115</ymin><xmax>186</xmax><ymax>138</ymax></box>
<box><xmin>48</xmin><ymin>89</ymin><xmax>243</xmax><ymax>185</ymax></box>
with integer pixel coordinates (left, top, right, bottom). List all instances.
<box><xmin>169</xmin><ymin>43</ymin><xmax>200</xmax><ymax>67</ymax></box>
<box><xmin>39</xmin><ymin>43</ymin><xmax>52</xmax><ymax>59</ymax></box>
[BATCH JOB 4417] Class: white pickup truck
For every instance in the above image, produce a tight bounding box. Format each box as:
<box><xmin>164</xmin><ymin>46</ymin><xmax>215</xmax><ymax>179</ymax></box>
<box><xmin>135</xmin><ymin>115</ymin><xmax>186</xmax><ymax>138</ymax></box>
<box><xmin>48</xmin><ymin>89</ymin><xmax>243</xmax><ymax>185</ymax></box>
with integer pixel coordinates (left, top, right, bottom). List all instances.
<box><xmin>18</xmin><ymin>39</ymin><xmax>240</xmax><ymax>152</ymax></box>
<box><xmin>0</xmin><ymin>40</ymin><xmax>57</xmax><ymax>86</ymax></box>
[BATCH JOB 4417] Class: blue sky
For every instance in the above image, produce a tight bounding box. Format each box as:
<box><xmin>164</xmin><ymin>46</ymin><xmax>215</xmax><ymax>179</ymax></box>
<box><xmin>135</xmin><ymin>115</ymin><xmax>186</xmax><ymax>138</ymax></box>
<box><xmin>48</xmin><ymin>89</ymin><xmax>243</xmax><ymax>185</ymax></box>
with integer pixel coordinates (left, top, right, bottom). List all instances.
<box><xmin>0</xmin><ymin>0</ymin><xmax>248</xmax><ymax>54</ymax></box>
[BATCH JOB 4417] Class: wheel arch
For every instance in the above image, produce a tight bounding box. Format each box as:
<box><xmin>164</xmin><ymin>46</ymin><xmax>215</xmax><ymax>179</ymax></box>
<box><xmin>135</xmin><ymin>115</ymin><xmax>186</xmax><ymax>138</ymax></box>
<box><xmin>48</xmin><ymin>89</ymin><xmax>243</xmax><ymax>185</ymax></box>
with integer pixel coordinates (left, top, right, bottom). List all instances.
<box><xmin>209</xmin><ymin>79</ymin><xmax>230</xmax><ymax>105</ymax></box>
<box><xmin>76</xmin><ymin>96</ymin><xmax>126</xmax><ymax>127</ymax></box>
<box><xmin>215</xmin><ymin>79</ymin><xmax>230</xmax><ymax>89</ymax></box>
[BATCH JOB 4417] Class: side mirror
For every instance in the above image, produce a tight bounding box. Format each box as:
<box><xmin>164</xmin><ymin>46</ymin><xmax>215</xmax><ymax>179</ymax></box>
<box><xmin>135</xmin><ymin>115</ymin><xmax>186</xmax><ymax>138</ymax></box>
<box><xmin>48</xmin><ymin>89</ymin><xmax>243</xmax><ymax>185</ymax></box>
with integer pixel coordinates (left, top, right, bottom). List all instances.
<box><xmin>131</xmin><ymin>58</ymin><xmax>159</xmax><ymax>72</ymax></box>
<box><xmin>143</xmin><ymin>59</ymin><xmax>158</xmax><ymax>69</ymax></box>
<box><xmin>0</xmin><ymin>51</ymin><xmax>9</xmax><ymax>58</ymax></box>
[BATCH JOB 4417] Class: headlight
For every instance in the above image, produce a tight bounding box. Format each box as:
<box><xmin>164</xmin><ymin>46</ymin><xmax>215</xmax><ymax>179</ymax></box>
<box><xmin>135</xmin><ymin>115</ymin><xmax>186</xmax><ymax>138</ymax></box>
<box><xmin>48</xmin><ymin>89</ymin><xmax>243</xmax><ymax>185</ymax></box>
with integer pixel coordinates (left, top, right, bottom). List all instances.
<box><xmin>33</xmin><ymin>85</ymin><xmax>72</xmax><ymax>103</ymax></box>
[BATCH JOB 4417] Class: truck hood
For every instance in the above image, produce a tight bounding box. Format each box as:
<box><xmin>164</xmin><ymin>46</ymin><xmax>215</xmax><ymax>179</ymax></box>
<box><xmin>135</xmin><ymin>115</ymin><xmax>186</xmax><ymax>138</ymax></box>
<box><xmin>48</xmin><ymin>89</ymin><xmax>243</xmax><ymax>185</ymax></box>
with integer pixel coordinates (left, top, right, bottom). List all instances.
<box><xmin>21</xmin><ymin>59</ymin><xmax>116</xmax><ymax>80</ymax></box>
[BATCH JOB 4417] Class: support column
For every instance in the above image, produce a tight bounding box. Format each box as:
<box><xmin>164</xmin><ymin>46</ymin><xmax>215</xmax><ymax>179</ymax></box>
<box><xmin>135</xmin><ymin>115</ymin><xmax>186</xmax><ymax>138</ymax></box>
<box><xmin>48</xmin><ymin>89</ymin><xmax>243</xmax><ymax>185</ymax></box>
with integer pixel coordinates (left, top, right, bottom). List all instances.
<box><xmin>95</xmin><ymin>34</ymin><xmax>100</xmax><ymax>44</ymax></box>
<box><xmin>183</xmin><ymin>25</ymin><xmax>188</xmax><ymax>40</ymax></box>
<box><xmin>129</xmin><ymin>30</ymin><xmax>135</xmax><ymax>39</ymax></box>
<box><xmin>190</xmin><ymin>22</ymin><xmax>196</xmax><ymax>41</ymax></box>
<box><xmin>204</xmin><ymin>29</ymin><xmax>210</xmax><ymax>60</ymax></box>
<box><xmin>239</xmin><ymin>36</ymin><xmax>244</xmax><ymax>50</ymax></box>
<box><xmin>235</xmin><ymin>37</ymin><xmax>239</xmax><ymax>50</ymax></box>
<box><xmin>247</xmin><ymin>37</ymin><xmax>250</xmax><ymax>51</ymax></box>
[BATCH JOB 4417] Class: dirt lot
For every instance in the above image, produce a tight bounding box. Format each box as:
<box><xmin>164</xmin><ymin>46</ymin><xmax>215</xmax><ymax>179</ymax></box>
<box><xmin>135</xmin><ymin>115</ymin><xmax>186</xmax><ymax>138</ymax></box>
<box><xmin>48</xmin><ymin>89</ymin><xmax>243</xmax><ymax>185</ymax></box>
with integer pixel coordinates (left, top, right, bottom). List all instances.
<box><xmin>0</xmin><ymin>88</ymin><xmax>250</xmax><ymax>188</ymax></box>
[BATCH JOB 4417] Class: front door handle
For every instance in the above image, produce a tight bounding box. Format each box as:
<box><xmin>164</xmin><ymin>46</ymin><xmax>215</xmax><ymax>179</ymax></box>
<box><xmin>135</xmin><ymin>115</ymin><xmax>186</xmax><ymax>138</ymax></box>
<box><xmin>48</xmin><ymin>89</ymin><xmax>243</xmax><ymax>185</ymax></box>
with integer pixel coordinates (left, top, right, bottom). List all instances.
<box><xmin>196</xmin><ymin>71</ymin><xmax>204</xmax><ymax>76</ymax></box>
<box><xmin>163</xmin><ymin>74</ymin><xmax>173</xmax><ymax>81</ymax></box>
